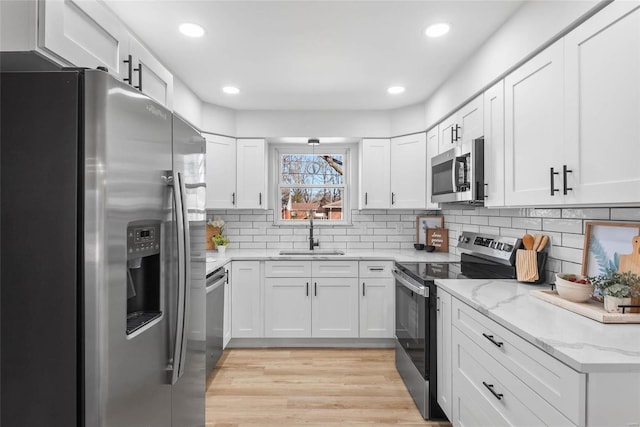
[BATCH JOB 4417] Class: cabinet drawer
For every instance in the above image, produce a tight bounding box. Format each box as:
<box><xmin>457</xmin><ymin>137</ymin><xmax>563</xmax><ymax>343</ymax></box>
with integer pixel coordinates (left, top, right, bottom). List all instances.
<box><xmin>453</xmin><ymin>327</ymin><xmax>575</xmax><ymax>427</ymax></box>
<box><xmin>265</xmin><ymin>261</ymin><xmax>311</xmax><ymax>277</ymax></box>
<box><xmin>359</xmin><ymin>261</ymin><xmax>393</xmax><ymax>278</ymax></box>
<box><xmin>452</xmin><ymin>298</ymin><xmax>585</xmax><ymax>426</ymax></box>
<box><xmin>311</xmin><ymin>261</ymin><xmax>358</xmax><ymax>277</ymax></box>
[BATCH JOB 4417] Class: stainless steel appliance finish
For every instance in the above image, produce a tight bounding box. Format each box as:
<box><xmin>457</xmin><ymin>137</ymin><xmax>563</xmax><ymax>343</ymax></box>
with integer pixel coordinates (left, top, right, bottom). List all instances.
<box><xmin>431</xmin><ymin>138</ymin><xmax>484</xmax><ymax>203</ymax></box>
<box><xmin>0</xmin><ymin>69</ymin><xmax>205</xmax><ymax>427</ymax></box>
<box><xmin>393</xmin><ymin>232</ymin><xmax>520</xmax><ymax>421</ymax></box>
<box><xmin>206</xmin><ymin>267</ymin><xmax>227</xmax><ymax>375</ymax></box>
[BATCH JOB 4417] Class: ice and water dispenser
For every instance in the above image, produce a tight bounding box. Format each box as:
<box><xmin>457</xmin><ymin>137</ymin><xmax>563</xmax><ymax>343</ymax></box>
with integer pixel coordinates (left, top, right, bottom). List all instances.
<box><xmin>126</xmin><ymin>221</ymin><xmax>162</xmax><ymax>335</ymax></box>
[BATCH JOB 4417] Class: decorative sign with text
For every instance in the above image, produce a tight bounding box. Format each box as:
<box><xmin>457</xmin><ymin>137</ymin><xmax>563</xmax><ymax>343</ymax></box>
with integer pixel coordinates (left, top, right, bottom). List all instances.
<box><xmin>426</xmin><ymin>228</ymin><xmax>449</xmax><ymax>252</ymax></box>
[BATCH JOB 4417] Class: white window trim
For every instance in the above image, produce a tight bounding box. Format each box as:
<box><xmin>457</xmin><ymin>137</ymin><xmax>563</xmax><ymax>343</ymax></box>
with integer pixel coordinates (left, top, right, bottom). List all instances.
<box><xmin>273</xmin><ymin>145</ymin><xmax>351</xmax><ymax>226</ymax></box>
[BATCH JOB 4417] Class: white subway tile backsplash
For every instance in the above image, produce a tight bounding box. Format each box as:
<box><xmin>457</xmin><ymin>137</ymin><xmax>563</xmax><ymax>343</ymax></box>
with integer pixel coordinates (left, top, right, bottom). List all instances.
<box><xmin>610</xmin><ymin>208</ymin><xmax>640</xmax><ymax>221</ymax></box>
<box><xmin>511</xmin><ymin>217</ymin><xmax>542</xmax><ymax>230</ymax></box>
<box><xmin>489</xmin><ymin>216</ymin><xmax>512</xmax><ymax>227</ymax></box>
<box><xmin>549</xmin><ymin>246</ymin><xmax>583</xmax><ymax>264</ymax></box>
<box><xmin>562</xmin><ymin>208</ymin><xmax>609</xmax><ymax>220</ymax></box>
<box><xmin>562</xmin><ymin>233</ymin><xmax>586</xmax><ymax>249</ymax></box>
<box><xmin>528</xmin><ymin>208</ymin><xmax>561</xmax><ymax>218</ymax></box>
<box><xmin>469</xmin><ymin>216</ymin><xmax>489</xmax><ymax>226</ymax></box>
<box><xmin>543</xmin><ymin>218</ymin><xmax>583</xmax><ymax>234</ymax></box>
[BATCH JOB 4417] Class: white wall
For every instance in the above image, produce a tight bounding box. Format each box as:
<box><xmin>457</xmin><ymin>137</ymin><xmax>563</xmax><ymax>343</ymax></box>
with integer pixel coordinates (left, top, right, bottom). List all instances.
<box><xmin>424</xmin><ymin>0</ymin><xmax>601</xmax><ymax>129</ymax></box>
<box><xmin>172</xmin><ymin>77</ymin><xmax>203</xmax><ymax>129</ymax></box>
<box><xmin>235</xmin><ymin>110</ymin><xmax>391</xmax><ymax>138</ymax></box>
<box><xmin>201</xmin><ymin>103</ymin><xmax>237</xmax><ymax>136</ymax></box>
<box><xmin>0</xmin><ymin>0</ymin><xmax>36</xmax><ymax>51</ymax></box>
<box><xmin>390</xmin><ymin>103</ymin><xmax>425</xmax><ymax>136</ymax></box>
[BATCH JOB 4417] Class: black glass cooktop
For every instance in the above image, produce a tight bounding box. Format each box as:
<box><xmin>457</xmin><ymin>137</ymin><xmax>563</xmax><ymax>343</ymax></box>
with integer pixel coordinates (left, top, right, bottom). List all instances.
<box><xmin>395</xmin><ymin>262</ymin><xmax>463</xmax><ymax>284</ymax></box>
<box><xmin>396</xmin><ymin>253</ymin><xmax>517</xmax><ymax>284</ymax></box>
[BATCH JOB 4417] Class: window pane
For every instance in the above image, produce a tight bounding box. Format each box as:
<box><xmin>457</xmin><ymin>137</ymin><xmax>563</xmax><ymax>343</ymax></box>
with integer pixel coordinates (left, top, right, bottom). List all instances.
<box><xmin>280</xmin><ymin>187</ymin><xmax>343</xmax><ymax>221</ymax></box>
<box><xmin>281</xmin><ymin>154</ymin><xmax>344</xmax><ymax>185</ymax></box>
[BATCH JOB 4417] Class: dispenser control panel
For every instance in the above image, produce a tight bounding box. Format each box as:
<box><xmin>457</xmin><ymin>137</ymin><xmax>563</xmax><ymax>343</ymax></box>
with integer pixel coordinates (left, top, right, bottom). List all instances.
<box><xmin>127</xmin><ymin>222</ymin><xmax>161</xmax><ymax>258</ymax></box>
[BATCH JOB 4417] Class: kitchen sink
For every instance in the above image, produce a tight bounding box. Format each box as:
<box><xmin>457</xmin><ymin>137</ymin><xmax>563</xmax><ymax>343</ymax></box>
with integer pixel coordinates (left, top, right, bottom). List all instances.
<box><xmin>279</xmin><ymin>249</ymin><xmax>345</xmax><ymax>256</ymax></box>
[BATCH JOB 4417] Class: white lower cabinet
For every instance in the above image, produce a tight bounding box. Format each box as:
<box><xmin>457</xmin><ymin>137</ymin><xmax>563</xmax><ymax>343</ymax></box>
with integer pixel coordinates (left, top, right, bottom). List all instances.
<box><xmin>264</xmin><ymin>260</ymin><xmax>359</xmax><ymax>338</ymax></box>
<box><xmin>223</xmin><ymin>266</ymin><xmax>231</xmax><ymax>348</ymax></box>
<box><xmin>230</xmin><ymin>261</ymin><xmax>263</xmax><ymax>338</ymax></box>
<box><xmin>436</xmin><ymin>289</ymin><xmax>453</xmax><ymax>420</ymax></box>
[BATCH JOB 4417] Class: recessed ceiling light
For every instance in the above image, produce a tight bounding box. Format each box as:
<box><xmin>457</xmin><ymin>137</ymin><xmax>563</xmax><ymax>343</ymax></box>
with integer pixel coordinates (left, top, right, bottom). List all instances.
<box><xmin>387</xmin><ymin>86</ymin><xmax>405</xmax><ymax>95</ymax></box>
<box><xmin>222</xmin><ymin>86</ymin><xmax>240</xmax><ymax>95</ymax></box>
<box><xmin>425</xmin><ymin>23</ymin><xmax>450</xmax><ymax>38</ymax></box>
<box><xmin>179</xmin><ymin>23</ymin><xmax>205</xmax><ymax>38</ymax></box>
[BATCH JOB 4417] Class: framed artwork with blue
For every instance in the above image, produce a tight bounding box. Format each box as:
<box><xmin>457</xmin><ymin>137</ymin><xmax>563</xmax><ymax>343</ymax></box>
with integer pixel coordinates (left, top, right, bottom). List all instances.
<box><xmin>581</xmin><ymin>221</ymin><xmax>640</xmax><ymax>276</ymax></box>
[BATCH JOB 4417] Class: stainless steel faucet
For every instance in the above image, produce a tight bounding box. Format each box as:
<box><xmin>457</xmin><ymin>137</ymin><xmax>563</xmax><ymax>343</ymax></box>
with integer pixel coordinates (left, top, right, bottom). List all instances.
<box><xmin>309</xmin><ymin>210</ymin><xmax>319</xmax><ymax>250</ymax></box>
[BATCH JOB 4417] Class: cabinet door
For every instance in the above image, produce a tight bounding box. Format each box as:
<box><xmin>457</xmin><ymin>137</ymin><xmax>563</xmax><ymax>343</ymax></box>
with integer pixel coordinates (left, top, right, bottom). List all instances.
<box><xmin>264</xmin><ymin>278</ymin><xmax>311</xmax><ymax>338</ymax></box>
<box><xmin>504</xmin><ymin>41</ymin><xmax>564</xmax><ymax>206</ymax></box>
<box><xmin>436</xmin><ymin>290</ymin><xmax>452</xmax><ymax>420</ymax></box>
<box><xmin>390</xmin><ymin>133</ymin><xmax>426</xmax><ymax>209</ymax></box>
<box><xmin>205</xmin><ymin>134</ymin><xmax>236</xmax><ymax>209</ymax></box>
<box><xmin>230</xmin><ymin>261</ymin><xmax>262</xmax><ymax>338</ymax></box>
<box><xmin>223</xmin><ymin>275</ymin><xmax>231</xmax><ymax>348</ymax></box>
<box><xmin>458</xmin><ymin>95</ymin><xmax>484</xmax><ymax>145</ymax></box>
<box><xmin>236</xmin><ymin>139</ymin><xmax>266</xmax><ymax>209</ymax></box>
<box><xmin>483</xmin><ymin>80</ymin><xmax>505</xmax><ymax>207</ymax></box>
<box><xmin>359</xmin><ymin>278</ymin><xmax>394</xmax><ymax>338</ymax></box>
<box><xmin>439</xmin><ymin>114</ymin><xmax>457</xmax><ymax>153</ymax></box>
<box><xmin>426</xmin><ymin>127</ymin><xmax>440</xmax><ymax>210</ymax></box>
<box><xmin>311</xmin><ymin>278</ymin><xmax>358</xmax><ymax>338</ymax></box>
<box><xmin>564</xmin><ymin>2</ymin><xmax>640</xmax><ymax>205</ymax></box>
<box><xmin>39</xmin><ymin>0</ymin><xmax>128</xmax><ymax>77</ymax></box>
<box><xmin>128</xmin><ymin>36</ymin><xmax>174</xmax><ymax>109</ymax></box>
<box><xmin>360</xmin><ymin>139</ymin><xmax>390</xmax><ymax>208</ymax></box>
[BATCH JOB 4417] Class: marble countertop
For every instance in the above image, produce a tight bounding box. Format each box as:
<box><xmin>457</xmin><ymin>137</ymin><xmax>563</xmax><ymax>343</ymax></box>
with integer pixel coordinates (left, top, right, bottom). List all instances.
<box><xmin>205</xmin><ymin>248</ymin><xmax>459</xmax><ymax>275</ymax></box>
<box><xmin>435</xmin><ymin>278</ymin><xmax>640</xmax><ymax>373</ymax></box>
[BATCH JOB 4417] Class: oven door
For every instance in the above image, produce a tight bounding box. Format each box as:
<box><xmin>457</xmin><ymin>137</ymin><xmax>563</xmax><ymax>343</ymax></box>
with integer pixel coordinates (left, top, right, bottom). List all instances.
<box><xmin>394</xmin><ymin>270</ymin><xmax>428</xmax><ymax>378</ymax></box>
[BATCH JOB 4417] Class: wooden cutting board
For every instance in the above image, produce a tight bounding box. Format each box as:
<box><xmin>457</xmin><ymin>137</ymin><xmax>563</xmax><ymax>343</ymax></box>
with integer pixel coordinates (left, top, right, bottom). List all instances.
<box><xmin>618</xmin><ymin>235</ymin><xmax>640</xmax><ymax>313</ymax></box>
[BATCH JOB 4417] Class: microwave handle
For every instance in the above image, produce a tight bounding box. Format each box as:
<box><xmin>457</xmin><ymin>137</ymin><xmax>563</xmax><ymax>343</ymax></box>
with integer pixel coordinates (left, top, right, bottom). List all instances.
<box><xmin>451</xmin><ymin>158</ymin><xmax>458</xmax><ymax>193</ymax></box>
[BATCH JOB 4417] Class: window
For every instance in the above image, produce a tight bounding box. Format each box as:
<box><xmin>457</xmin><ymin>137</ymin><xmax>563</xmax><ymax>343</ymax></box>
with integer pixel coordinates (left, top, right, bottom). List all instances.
<box><xmin>276</xmin><ymin>147</ymin><xmax>349</xmax><ymax>224</ymax></box>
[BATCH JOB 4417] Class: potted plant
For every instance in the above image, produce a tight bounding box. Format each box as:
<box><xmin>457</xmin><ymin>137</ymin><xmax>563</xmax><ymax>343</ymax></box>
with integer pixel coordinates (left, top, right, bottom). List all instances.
<box><xmin>206</xmin><ymin>217</ymin><xmax>225</xmax><ymax>250</ymax></box>
<box><xmin>589</xmin><ymin>270</ymin><xmax>640</xmax><ymax>313</ymax></box>
<box><xmin>212</xmin><ymin>234</ymin><xmax>230</xmax><ymax>255</ymax></box>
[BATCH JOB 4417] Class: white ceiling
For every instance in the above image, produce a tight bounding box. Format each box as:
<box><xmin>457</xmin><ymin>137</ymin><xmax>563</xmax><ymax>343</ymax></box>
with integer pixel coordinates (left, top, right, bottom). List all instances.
<box><xmin>104</xmin><ymin>1</ymin><xmax>525</xmax><ymax>111</ymax></box>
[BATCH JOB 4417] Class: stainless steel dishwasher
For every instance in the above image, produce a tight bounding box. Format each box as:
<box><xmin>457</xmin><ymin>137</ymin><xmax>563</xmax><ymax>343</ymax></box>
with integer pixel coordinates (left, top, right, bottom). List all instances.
<box><xmin>205</xmin><ymin>266</ymin><xmax>227</xmax><ymax>376</ymax></box>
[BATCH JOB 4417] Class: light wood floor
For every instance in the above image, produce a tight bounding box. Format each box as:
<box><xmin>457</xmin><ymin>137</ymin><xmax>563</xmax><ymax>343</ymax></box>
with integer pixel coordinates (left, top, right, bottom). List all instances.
<box><xmin>205</xmin><ymin>348</ymin><xmax>451</xmax><ymax>427</ymax></box>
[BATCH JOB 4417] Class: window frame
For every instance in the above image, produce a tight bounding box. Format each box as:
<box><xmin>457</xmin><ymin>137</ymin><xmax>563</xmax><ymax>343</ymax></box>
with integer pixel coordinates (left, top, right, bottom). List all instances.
<box><xmin>274</xmin><ymin>145</ymin><xmax>350</xmax><ymax>226</ymax></box>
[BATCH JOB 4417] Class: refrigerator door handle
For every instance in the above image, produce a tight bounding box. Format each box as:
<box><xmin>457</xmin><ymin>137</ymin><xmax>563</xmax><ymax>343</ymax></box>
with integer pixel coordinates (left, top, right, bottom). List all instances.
<box><xmin>176</xmin><ymin>171</ymin><xmax>191</xmax><ymax>379</ymax></box>
<box><xmin>169</xmin><ymin>171</ymin><xmax>188</xmax><ymax>385</ymax></box>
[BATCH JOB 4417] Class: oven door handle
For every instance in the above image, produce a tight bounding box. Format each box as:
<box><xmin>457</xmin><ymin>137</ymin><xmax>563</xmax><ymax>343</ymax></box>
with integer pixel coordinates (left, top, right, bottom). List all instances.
<box><xmin>393</xmin><ymin>269</ymin><xmax>428</xmax><ymax>297</ymax></box>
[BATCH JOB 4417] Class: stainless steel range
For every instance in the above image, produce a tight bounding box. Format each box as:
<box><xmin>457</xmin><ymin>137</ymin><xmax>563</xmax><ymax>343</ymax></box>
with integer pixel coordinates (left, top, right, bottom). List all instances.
<box><xmin>393</xmin><ymin>231</ymin><xmax>522</xmax><ymax>420</ymax></box>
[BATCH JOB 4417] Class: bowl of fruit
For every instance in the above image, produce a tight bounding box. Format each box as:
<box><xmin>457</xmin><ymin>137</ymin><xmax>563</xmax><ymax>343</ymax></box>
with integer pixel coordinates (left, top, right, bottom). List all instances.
<box><xmin>555</xmin><ymin>273</ymin><xmax>594</xmax><ymax>303</ymax></box>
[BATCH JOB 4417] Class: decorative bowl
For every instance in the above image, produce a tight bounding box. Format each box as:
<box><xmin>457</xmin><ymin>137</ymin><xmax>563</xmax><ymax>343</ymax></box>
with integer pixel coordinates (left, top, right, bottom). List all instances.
<box><xmin>425</xmin><ymin>245</ymin><xmax>436</xmax><ymax>252</ymax></box>
<box><xmin>555</xmin><ymin>273</ymin><xmax>594</xmax><ymax>303</ymax></box>
<box><xmin>413</xmin><ymin>243</ymin><xmax>425</xmax><ymax>250</ymax></box>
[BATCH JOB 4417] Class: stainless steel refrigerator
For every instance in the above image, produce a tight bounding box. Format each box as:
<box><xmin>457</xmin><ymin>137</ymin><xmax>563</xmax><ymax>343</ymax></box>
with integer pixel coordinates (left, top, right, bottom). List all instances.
<box><xmin>0</xmin><ymin>69</ymin><xmax>206</xmax><ymax>426</ymax></box>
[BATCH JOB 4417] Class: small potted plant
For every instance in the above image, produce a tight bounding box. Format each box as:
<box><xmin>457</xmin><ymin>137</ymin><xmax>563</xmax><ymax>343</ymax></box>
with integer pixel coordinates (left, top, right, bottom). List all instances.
<box><xmin>206</xmin><ymin>217</ymin><xmax>225</xmax><ymax>250</ymax></box>
<box><xmin>589</xmin><ymin>270</ymin><xmax>640</xmax><ymax>313</ymax></box>
<box><xmin>212</xmin><ymin>234</ymin><xmax>230</xmax><ymax>255</ymax></box>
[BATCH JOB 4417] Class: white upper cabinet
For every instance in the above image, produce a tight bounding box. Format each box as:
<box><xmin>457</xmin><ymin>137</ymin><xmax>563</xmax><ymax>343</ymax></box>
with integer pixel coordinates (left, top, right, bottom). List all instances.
<box><xmin>128</xmin><ymin>36</ymin><xmax>174</xmax><ymax>109</ymax></box>
<box><xmin>425</xmin><ymin>126</ymin><xmax>441</xmax><ymax>210</ymax></box>
<box><xmin>563</xmin><ymin>1</ymin><xmax>640</xmax><ymax>205</ymax></box>
<box><xmin>483</xmin><ymin>80</ymin><xmax>505</xmax><ymax>207</ymax></box>
<box><xmin>439</xmin><ymin>95</ymin><xmax>483</xmax><ymax>153</ymax></box>
<box><xmin>390</xmin><ymin>132</ymin><xmax>426</xmax><ymax>208</ymax></box>
<box><xmin>360</xmin><ymin>139</ymin><xmax>391</xmax><ymax>209</ymax></box>
<box><xmin>504</xmin><ymin>41</ymin><xmax>565</xmax><ymax>206</ymax></box>
<box><xmin>236</xmin><ymin>139</ymin><xmax>266</xmax><ymax>209</ymax></box>
<box><xmin>39</xmin><ymin>0</ymin><xmax>129</xmax><ymax>77</ymax></box>
<box><xmin>205</xmin><ymin>134</ymin><xmax>236</xmax><ymax>209</ymax></box>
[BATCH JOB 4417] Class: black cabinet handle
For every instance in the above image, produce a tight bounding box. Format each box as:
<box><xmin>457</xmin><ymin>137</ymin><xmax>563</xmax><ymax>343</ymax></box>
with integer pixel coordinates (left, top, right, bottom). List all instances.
<box><xmin>134</xmin><ymin>62</ymin><xmax>142</xmax><ymax>91</ymax></box>
<box><xmin>436</xmin><ymin>296</ymin><xmax>440</xmax><ymax>313</ymax></box>
<box><xmin>225</xmin><ymin>269</ymin><xmax>229</xmax><ymax>284</ymax></box>
<box><xmin>365</xmin><ymin>192</ymin><xmax>368</xmax><ymax>205</ymax></box>
<box><xmin>314</xmin><ymin>282</ymin><xmax>317</xmax><ymax>297</ymax></box>
<box><xmin>482</xmin><ymin>333</ymin><xmax>504</xmax><ymax>348</ymax></box>
<box><xmin>482</xmin><ymin>382</ymin><xmax>504</xmax><ymax>400</ymax></box>
<box><xmin>484</xmin><ymin>183</ymin><xmax>488</xmax><ymax>199</ymax></box>
<box><xmin>450</xmin><ymin>126</ymin><xmax>455</xmax><ymax>143</ymax></box>
<box><xmin>550</xmin><ymin>167</ymin><xmax>560</xmax><ymax>196</ymax></box>
<box><xmin>563</xmin><ymin>165</ymin><xmax>573</xmax><ymax>195</ymax></box>
<box><xmin>454</xmin><ymin>124</ymin><xmax>461</xmax><ymax>141</ymax></box>
<box><xmin>259</xmin><ymin>192</ymin><xmax>262</xmax><ymax>205</ymax></box>
<box><xmin>232</xmin><ymin>192</ymin><xmax>236</xmax><ymax>205</ymax></box>
<box><xmin>123</xmin><ymin>54</ymin><xmax>133</xmax><ymax>84</ymax></box>
<box><xmin>362</xmin><ymin>282</ymin><xmax>366</xmax><ymax>296</ymax></box>
<box><xmin>369</xmin><ymin>267</ymin><xmax>384</xmax><ymax>271</ymax></box>
<box><xmin>391</xmin><ymin>192</ymin><xmax>396</xmax><ymax>205</ymax></box>
<box><xmin>306</xmin><ymin>282</ymin><xmax>309</xmax><ymax>297</ymax></box>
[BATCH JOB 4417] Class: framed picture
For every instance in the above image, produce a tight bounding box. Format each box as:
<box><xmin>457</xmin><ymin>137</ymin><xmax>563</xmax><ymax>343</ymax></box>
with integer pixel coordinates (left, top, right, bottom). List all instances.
<box><xmin>416</xmin><ymin>215</ymin><xmax>444</xmax><ymax>244</ymax></box>
<box><xmin>581</xmin><ymin>221</ymin><xmax>640</xmax><ymax>276</ymax></box>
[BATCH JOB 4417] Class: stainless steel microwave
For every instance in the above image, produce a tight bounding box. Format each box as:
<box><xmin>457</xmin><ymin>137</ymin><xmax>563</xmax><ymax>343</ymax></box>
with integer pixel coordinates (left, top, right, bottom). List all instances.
<box><xmin>431</xmin><ymin>138</ymin><xmax>484</xmax><ymax>203</ymax></box>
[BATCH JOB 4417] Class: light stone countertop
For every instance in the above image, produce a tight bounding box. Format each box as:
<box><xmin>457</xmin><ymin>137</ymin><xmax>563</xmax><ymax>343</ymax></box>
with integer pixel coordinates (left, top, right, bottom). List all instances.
<box><xmin>435</xmin><ymin>278</ymin><xmax>640</xmax><ymax>373</ymax></box>
<box><xmin>205</xmin><ymin>248</ymin><xmax>459</xmax><ymax>275</ymax></box>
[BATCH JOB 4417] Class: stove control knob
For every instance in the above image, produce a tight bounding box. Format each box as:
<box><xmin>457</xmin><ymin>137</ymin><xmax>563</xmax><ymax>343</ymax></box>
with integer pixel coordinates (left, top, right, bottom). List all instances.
<box><xmin>496</xmin><ymin>242</ymin><xmax>505</xmax><ymax>251</ymax></box>
<box><xmin>503</xmin><ymin>244</ymin><xmax>513</xmax><ymax>252</ymax></box>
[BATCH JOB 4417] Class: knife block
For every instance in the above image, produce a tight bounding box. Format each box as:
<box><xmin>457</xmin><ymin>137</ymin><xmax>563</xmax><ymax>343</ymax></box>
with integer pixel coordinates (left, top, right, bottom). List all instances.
<box><xmin>516</xmin><ymin>250</ymin><xmax>547</xmax><ymax>284</ymax></box>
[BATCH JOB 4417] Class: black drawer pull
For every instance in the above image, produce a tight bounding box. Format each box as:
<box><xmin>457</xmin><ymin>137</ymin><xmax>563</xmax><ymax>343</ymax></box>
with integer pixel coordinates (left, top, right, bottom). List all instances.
<box><xmin>482</xmin><ymin>381</ymin><xmax>504</xmax><ymax>401</ymax></box>
<box><xmin>482</xmin><ymin>333</ymin><xmax>504</xmax><ymax>348</ymax></box>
